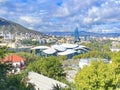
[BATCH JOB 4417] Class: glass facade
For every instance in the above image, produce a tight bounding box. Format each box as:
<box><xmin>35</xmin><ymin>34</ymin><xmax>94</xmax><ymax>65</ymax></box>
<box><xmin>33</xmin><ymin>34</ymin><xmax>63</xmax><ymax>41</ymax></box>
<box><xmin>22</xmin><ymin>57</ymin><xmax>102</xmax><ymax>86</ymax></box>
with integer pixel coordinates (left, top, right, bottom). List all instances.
<box><xmin>74</xmin><ymin>27</ymin><xmax>80</xmax><ymax>42</ymax></box>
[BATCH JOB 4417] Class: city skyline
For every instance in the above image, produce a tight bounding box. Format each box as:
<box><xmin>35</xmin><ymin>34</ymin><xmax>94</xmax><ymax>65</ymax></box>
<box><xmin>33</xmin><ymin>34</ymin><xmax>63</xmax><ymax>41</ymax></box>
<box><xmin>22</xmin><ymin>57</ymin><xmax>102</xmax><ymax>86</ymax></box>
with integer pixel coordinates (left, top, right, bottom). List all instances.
<box><xmin>0</xmin><ymin>0</ymin><xmax>120</xmax><ymax>33</ymax></box>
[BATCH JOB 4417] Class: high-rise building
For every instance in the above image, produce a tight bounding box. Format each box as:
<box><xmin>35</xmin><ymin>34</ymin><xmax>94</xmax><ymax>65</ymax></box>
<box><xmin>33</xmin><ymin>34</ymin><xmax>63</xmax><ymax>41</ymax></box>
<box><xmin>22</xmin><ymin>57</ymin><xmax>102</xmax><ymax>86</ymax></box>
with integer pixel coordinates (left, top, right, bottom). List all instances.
<box><xmin>74</xmin><ymin>27</ymin><xmax>80</xmax><ymax>42</ymax></box>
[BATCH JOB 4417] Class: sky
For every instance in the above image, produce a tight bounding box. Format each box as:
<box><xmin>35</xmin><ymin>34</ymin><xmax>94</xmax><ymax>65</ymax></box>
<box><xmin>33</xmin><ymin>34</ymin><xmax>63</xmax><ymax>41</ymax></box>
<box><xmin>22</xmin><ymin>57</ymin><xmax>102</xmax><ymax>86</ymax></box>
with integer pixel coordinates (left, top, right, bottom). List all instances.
<box><xmin>0</xmin><ymin>0</ymin><xmax>120</xmax><ymax>33</ymax></box>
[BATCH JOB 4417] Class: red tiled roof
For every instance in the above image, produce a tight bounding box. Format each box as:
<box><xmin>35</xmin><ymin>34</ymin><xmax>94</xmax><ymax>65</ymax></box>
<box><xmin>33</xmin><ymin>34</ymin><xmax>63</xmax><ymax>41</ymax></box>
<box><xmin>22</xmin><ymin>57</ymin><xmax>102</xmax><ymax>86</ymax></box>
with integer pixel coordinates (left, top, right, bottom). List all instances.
<box><xmin>2</xmin><ymin>54</ymin><xmax>25</xmax><ymax>63</ymax></box>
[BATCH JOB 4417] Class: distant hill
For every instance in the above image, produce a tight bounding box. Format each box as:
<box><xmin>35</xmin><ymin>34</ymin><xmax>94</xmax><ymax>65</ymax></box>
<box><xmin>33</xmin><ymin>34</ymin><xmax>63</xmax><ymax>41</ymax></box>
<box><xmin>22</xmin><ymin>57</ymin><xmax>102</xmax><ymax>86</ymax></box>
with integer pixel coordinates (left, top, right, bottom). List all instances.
<box><xmin>44</xmin><ymin>31</ymin><xmax>120</xmax><ymax>37</ymax></box>
<box><xmin>0</xmin><ymin>18</ymin><xmax>41</xmax><ymax>35</ymax></box>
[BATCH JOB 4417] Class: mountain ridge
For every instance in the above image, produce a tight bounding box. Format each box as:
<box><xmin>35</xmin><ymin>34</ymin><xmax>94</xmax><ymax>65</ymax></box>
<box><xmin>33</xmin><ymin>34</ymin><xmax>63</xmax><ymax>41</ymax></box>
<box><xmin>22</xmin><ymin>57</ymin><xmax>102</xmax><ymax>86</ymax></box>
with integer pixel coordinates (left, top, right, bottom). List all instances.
<box><xmin>0</xmin><ymin>18</ymin><xmax>41</xmax><ymax>35</ymax></box>
<box><xmin>44</xmin><ymin>31</ymin><xmax>120</xmax><ymax>37</ymax></box>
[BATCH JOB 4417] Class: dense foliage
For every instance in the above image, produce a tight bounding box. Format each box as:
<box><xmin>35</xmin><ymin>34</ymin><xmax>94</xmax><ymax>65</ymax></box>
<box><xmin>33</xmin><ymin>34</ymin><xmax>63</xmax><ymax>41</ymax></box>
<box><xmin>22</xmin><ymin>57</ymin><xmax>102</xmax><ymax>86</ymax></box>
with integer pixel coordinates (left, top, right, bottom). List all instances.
<box><xmin>17</xmin><ymin>52</ymin><xmax>39</xmax><ymax>66</ymax></box>
<box><xmin>0</xmin><ymin>46</ymin><xmax>9</xmax><ymax>59</ymax></box>
<box><xmin>0</xmin><ymin>47</ymin><xmax>33</xmax><ymax>90</ymax></box>
<box><xmin>73</xmin><ymin>40</ymin><xmax>112</xmax><ymax>59</ymax></box>
<box><xmin>6</xmin><ymin>74</ymin><xmax>34</xmax><ymax>90</ymax></box>
<box><xmin>73</xmin><ymin>50</ymin><xmax>112</xmax><ymax>60</ymax></box>
<box><xmin>0</xmin><ymin>39</ymin><xmax>120</xmax><ymax>90</ymax></box>
<box><xmin>27</xmin><ymin>56</ymin><xmax>66</xmax><ymax>81</ymax></box>
<box><xmin>112</xmin><ymin>51</ymin><xmax>120</xmax><ymax>63</ymax></box>
<box><xmin>74</xmin><ymin>52</ymin><xmax>120</xmax><ymax>90</ymax></box>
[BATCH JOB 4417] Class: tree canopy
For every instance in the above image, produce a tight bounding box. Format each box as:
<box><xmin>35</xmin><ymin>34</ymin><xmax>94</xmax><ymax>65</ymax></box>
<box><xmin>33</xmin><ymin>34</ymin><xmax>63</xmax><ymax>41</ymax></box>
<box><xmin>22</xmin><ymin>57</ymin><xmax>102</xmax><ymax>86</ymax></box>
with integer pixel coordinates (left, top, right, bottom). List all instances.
<box><xmin>27</xmin><ymin>56</ymin><xmax>66</xmax><ymax>81</ymax></box>
<box><xmin>74</xmin><ymin>54</ymin><xmax>120</xmax><ymax>90</ymax></box>
<box><xmin>0</xmin><ymin>47</ymin><xmax>33</xmax><ymax>90</ymax></box>
<box><xmin>73</xmin><ymin>40</ymin><xmax>112</xmax><ymax>60</ymax></box>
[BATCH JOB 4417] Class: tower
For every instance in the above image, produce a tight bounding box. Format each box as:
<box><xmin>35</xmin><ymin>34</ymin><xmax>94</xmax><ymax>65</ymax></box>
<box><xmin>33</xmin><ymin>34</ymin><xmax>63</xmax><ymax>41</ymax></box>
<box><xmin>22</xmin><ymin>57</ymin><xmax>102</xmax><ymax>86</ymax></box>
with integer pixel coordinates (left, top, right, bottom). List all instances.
<box><xmin>74</xmin><ymin>27</ymin><xmax>80</xmax><ymax>43</ymax></box>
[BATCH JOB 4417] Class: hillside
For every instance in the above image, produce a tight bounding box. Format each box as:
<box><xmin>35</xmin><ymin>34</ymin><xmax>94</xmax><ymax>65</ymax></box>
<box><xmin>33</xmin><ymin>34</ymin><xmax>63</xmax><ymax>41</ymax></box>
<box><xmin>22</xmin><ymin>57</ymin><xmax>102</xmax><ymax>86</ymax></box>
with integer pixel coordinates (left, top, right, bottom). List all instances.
<box><xmin>0</xmin><ymin>18</ymin><xmax>41</xmax><ymax>35</ymax></box>
<box><xmin>44</xmin><ymin>31</ymin><xmax>120</xmax><ymax>37</ymax></box>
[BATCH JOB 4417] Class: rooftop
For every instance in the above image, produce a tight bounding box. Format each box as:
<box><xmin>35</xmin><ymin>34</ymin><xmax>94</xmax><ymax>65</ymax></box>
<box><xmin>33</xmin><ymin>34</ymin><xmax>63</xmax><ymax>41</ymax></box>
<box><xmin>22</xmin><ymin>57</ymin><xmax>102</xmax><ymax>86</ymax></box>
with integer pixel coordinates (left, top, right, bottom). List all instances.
<box><xmin>43</xmin><ymin>48</ymin><xmax>56</xmax><ymax>54</ymax></box>
<box><xmin>28</xmin><ymin>72</ymin><xmax>67</xmax><ymax>90</ymax></box>
<box><xmin>2</xmin><ymin>54</ymin><xmax>25</xmax><ymax>63</ymax></box>
<box><xmin>31</xmin><ymin>46</ymin><xmax>49</xmax><ymax>50</ymax></box>
<box><xmin>60</xmin><ymin>43</ymin><xmax>78</xmax><ymax>49</ymax></box>
<box><xmin>58</xmin><ymin>49</ymin><xmax>76</xmax><ymax>55</ymax></box>
<box><xmin>51</xmin><ymin>45</ymin><xmax>66</xmax><ymax>52</ymax></box>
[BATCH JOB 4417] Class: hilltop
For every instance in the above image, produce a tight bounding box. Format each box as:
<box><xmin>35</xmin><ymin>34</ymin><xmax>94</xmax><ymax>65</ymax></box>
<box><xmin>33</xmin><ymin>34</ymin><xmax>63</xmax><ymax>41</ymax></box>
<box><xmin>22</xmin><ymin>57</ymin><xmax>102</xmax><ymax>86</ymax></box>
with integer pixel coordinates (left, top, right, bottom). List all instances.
<box><xmin>44</xmin><ymin>31</ymin><xmax>120</xmax><ymax>37</ymax></box>
<box><xmin>0</xmin><ymin>18</ymin><xmax>41</xmax><ymax>35</ymax></box>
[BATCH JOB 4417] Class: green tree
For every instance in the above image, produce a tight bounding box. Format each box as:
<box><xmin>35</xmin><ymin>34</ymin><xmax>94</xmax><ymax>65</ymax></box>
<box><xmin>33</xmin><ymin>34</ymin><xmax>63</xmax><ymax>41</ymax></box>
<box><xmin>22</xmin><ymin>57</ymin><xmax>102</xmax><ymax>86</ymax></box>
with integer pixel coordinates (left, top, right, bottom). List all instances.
<box><xmin>6</xmin><ymin>74</ymin><xmax>34</xmax><ymax>90</ymax></box>
<box><xmin>0</xmin><ymin>47</ymin><xmax>34</xmax><ymax>90</ymax></box>
<box><xmin>112</xmin><ymin>51</ymin><xmax>120</xmax><ymax>63</ymax></box>
<box><xmin>17</xmin><ymin>52</ymin><xmax>38</xmax><ymax>66</ymax></box>
<box><xmin>74</xmin><ymin>60</ymin><xmax>120</xmax><ymax>90</ymax></box>
<box><xmin>0</xmin><ymin>63</ymin><xmax>13</xmax><ymax>89</ymax></box>
<box><xmin>73</xmin><ymin>50</ymin><xmax>112</xmax><ymax>60</ymax></box>
<box><xmin>0</xmin><ymin>63</ymin><xmax>34</xmax><ymax>90</ymax></box>
<box><xmin>0</xmin><ymin>46</ymin><xmax>9</xmax><ymax>59</ymax></box>
<box><xmin>27</xmin><ymin>56</ymin><xmax>66</xmax><ymax>81</ymax></box>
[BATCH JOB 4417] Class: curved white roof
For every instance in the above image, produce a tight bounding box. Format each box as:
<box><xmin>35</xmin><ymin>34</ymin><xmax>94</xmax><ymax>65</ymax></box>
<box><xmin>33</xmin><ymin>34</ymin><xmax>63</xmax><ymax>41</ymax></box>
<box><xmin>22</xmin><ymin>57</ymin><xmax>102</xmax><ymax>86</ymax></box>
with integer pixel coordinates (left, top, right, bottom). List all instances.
<box><xmin>60</xmin><ymin>44</ymin><xmax>78</xmax><ymax>49</ymax></box>
<box><xmin>57</xmin><ymin>49</ymin><xmax>76</xmax><ymax>55</ymax></box>
<box><xmin>31</xmin><ymin>46</ymin><xmax>49</xmax><ymax>50</ymax></box>
<box><xmin>51</xmin><ymin>45</ymin><xmax>66</xmax><ymax>52</ymax></box>
<box><xmin>43</xmin><ymin>48</ymin><xmax>56</xmax><ymax>54</ymax></box>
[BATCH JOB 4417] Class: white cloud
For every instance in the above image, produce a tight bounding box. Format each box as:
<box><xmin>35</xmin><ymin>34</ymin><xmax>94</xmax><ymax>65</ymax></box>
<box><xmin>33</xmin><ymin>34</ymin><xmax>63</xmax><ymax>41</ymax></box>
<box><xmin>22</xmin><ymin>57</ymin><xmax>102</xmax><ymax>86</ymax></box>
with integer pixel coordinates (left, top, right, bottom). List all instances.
<box><xmin>88</xmin><ymin>6</ymin><xmax>99</xmax><ymax>17</ymax></box>
<box><xmin>83</xmin><ymin>17</ymin><xmax>93</xmax><ymax>24</ymax></box>
<box><xmin>0</xmin><ymin>9</ymin><xmax>7</xmax><ymax>15</ymax></box>
<box><xmin>54</xmin><ymin>4</ymin><xmax>70</xmax><ymax>17</ymax></box>
<box><xmin>20</xmin><ymin>16</ymin><xmax>41</xmax><ymax>24</ymax></box>
<box><xmin>0</xmin><ymin>0</ymin><xmax>9</xmax><ymax>3</ymax></box>
<box><xmin>0</xmin><ymin>0</ymin><xmax>120</xmax><ymax>32</ymax></box>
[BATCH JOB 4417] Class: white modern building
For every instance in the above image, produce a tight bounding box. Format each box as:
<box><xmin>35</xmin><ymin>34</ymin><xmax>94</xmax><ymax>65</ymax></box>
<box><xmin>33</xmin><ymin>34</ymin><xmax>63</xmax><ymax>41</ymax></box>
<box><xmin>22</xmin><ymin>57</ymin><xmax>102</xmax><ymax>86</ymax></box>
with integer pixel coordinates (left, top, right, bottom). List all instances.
<box><xmin>43</xmin><ymin>48</ymin><xmax>57</xmax><ymax>56</ymax></box>
<box><xmin>57</xmin><ymin>49</ymin><xmax>77</xmax><ymax>59</ymax></box>
<box><xmin>60</xmin><ymin>43</ymin><xmax>78</xmax><ymax>49</ymax></box>
<box><xmin>51</xmin><ymin>45</ymin><xmax>66</xmax><ymax>52</ymax></box>
<box><xmin>31</xmin><ymin>46</ymin><xmax>49</xmax><ymax>50</ymax></box>
<box><xmin>31</xmin><ymin>43</ymin><xmax>90</xmax><ymax>59</ymax></box>
<box><xmin>79</xmin><ymin>58</ymin><xmax>110</xmax><ymax>69</ymax></box>
<box><xmin>31</xmin><ymin>46</ymin><xmax>50</xmax><ymax>56</ymax></box>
